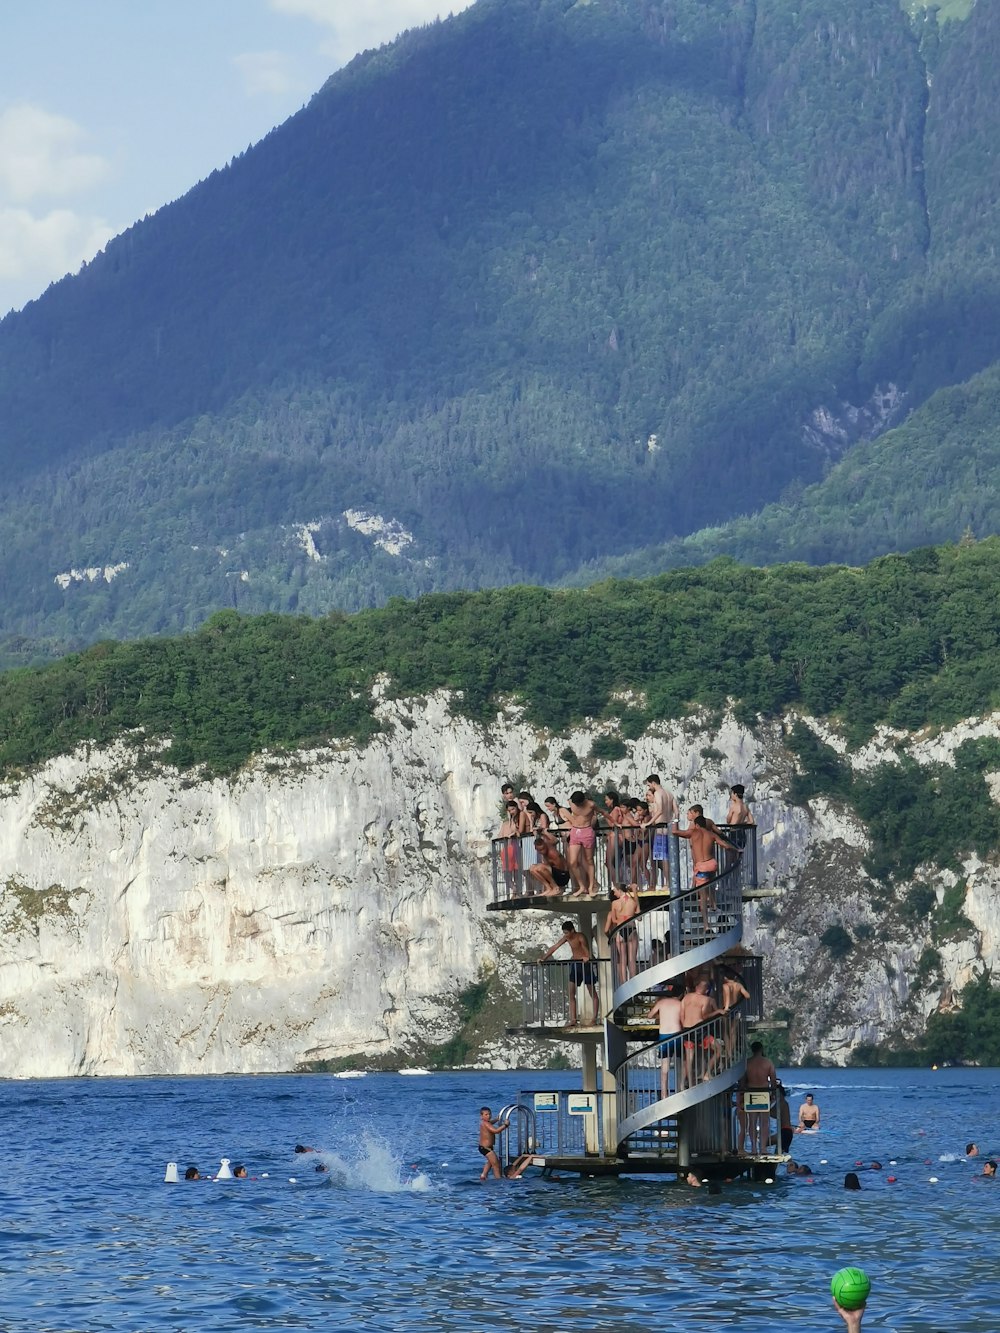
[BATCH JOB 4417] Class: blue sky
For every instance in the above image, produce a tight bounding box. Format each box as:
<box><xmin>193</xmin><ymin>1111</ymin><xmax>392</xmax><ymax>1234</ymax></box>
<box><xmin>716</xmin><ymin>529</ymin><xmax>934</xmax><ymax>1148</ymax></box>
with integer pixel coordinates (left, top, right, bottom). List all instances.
<box><xmin>0</xmin><ymin>0</ymin><xmax>473</xmax><ymax>316</ymax></box>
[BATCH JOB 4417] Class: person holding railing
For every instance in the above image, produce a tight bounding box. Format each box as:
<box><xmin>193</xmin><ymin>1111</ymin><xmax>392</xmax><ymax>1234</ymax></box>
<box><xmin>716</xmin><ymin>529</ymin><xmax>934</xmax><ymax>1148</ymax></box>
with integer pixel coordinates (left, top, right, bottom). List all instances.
<box><xmin>647</xmin><ymin>981</ymin><xmax>684</xmax><ymax>1099</ymax></box>
<box><xmin>526</xmin><ymin>833</ymin><xmax>572</xmax><ymax>897</ymax></box>
<box><xmin>602</xmin><ymin>791</ymin><xmax>627</xmax><ymax>884</ymax></box>
<box><xmin>498</xmin><ymin>800</ymin><xmax>522</xmax><ymax>896</ymax></box>
<box><xmin>538</xmin><ymin>921</ymin><xmax>600</xmax><ymax>1027</ymax></box>
<box><xmin>673</xmin><ymin>807</ymin><xmax>742</xmax><ymax>932</ymax></box>
<box><xmin>679</xmin><ymin>977</ymin><xmax>729</xmax><ymax>1086</ymax></box>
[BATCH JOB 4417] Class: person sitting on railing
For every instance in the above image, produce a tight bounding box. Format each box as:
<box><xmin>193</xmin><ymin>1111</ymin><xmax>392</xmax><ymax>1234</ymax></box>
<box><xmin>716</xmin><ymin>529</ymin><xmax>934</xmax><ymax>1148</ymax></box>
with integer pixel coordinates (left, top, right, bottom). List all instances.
<box><xmin>538</xmin><ymin>921</ymin><xmax>600</xmax><ymax>1027</ymax></box>
<box><xmin>605</xmin><ymin>882</ymin><xmax>640</xmax><ymax>980</ymax></box>
<box><xmin>644</xmin><ymin>774</ymin><xmax>679</xmax><ymax>890</ymax></box>
<box><xmin>673</xmin><ymin>807</ymin><xmax>742</xmax><ymax>932</ymax></box>
<box><xmin>526</xmin><ymin>833</ymin><xmax>572</xmax><ymax>897</ymax></box>
<box><xmin>679</xmin><ymin>977</ymin><xmax>730</xmax><ymax>1087</ymax></box>
<box><xmin>564</xmin><ymin>790</ymin><xmax>600</xmax><ymax>898</ymax></box>
<box><xmin>498</xmin><ymin>801</ymin><xmax>522</xmax><ymax>896</ymax></box>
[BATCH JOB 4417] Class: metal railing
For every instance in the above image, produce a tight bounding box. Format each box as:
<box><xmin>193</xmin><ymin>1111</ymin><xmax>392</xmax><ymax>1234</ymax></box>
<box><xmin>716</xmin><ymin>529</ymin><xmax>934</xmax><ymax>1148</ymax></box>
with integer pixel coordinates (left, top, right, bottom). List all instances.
<box><xmin>520</xmin><ymin>959</ymin><xmax>612</xmax><ymax>1028</ymax></box>
<box><xmin>490</xmin><ymin>824</ymin><xmax>757</xmax><ymax>906</ymax></box>
<box><xmin>615</xmin><ymin>1011</ymin><xmax>748</xmax><ymax>1152</ymax></box>
<box><xmin>503</xmin><ymin>1088</ymin><xmax>615</xmax><ymax>1159</ymax></box>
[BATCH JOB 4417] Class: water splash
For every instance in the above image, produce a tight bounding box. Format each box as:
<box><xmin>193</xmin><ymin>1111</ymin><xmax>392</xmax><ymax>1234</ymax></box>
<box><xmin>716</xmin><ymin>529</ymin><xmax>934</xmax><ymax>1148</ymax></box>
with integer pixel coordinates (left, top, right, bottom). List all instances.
<box><xmin>313</xmin><ymin>1132</ymin><xmax>435</xmax><ymax>1194</ymax></box>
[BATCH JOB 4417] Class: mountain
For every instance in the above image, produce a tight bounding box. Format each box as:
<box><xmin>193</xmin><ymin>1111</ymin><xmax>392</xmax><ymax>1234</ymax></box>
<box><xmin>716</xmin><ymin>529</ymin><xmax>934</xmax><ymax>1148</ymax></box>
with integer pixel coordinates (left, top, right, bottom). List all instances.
<box><xmin>2</xmin><ymin>540</ymin><xmax>1000</xmax><ymax>1072</ymax></box>
<box><xmin>0</xmin><ymin>0</ymin><xmax>997</xmax><ymax>658</ymax></box>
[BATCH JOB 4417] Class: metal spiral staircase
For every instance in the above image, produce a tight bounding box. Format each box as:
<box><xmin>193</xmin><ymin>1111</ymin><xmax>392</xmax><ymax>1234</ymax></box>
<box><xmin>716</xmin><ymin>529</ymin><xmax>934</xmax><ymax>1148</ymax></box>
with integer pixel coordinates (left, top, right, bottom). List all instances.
<box><xmin>605</xmin><ymin>843</ymin><xmax>750</xmax><ymax>1166</ymax></box>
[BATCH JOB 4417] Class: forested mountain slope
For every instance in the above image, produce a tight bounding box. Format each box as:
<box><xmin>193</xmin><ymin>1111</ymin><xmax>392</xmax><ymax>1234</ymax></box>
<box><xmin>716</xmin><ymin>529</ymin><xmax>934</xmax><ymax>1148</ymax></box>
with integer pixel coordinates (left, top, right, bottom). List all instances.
<box><xmin>0</xmin><ymin>0</ymin><xmax>997</xmax><ymax>659</ymax></box>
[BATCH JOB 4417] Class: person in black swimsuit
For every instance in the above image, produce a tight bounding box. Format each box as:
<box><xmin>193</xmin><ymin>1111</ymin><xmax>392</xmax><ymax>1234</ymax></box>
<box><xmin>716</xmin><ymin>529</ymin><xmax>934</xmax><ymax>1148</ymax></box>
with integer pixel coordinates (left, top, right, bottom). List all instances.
<box><xmin>478</xmin><ymin>1106</ymin><xmax>509</xmax><ymax>1180</ymax></box>
<box><xmin>527</xmin><ymin>833</ymin><xmax>573</xmax><ymax>897</ymax></box>
<box><xmin>538</xmin><ymin>922</ymin><xmax>600</xmax><ymax>1027</ymax></box>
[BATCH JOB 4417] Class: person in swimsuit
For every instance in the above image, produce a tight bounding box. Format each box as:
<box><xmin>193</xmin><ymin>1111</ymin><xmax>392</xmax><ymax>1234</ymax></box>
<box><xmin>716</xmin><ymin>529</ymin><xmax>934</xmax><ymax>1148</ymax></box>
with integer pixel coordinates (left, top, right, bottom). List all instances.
<box><xmin>673</xmin><ymin>809</ymin><xmax>741</xmax><ymax>931</ymax></box>
<box><xmin>797</xmin><ymin>1093</ymin><xmax>820</xmax><ymax>1130</ymax></box>
<box><xmin>497</xmin><ymin>801</ymin><xmax>522</xmax><ymax>897</ymax></box>
<box><xmin>603</xmin><ymin>791</ymin><xmax>627</xmax><ymax>884</ymax></box>
<box><xmin>605</xmin><ymin>882</ymin><xmax>640</xmax><ymax>981</ymax></box>
<box><xmin>679</xmin><ymin>977</ymin><xmax>729</xmax><ymax>1087</ymax></box>
<box><xmin>478</xmin><ymin>1106</ymin><xmax>509</xmax><ymax>1180</ymax></box>
<box><xmin>648</xmin><ymin>981</ymin><xmax>684</xmax><ymax>1099</ymax></box>
<box><xmin>527</xmin><ymin>833</ymin><xmax>572</xmax><ymax>897</ymax></box>
<box><xmin>645</xmin><ymin>774</ymin><xmax>678</xmax><ymax>890</ymax></box>
<box><xmin>564</xmin><ymin>790</ymin><xmax>600</xmax><ymax>897</ymax></box>
<box><xmin>775</xmin><ymin>1083</ymin><xmax>794</xmax><ymax>1153</ymax></box>
<box><xmin>538</xmin><ymin>921</ymin><xmax>600</xmax><ymax>1026</ymax></box>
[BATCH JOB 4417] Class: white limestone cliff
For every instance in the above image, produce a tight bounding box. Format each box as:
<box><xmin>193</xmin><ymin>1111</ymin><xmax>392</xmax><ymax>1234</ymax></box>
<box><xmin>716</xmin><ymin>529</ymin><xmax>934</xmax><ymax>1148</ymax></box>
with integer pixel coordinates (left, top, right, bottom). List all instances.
<box><xmin>0</xmin><ymin>694</ymin><xmax>995</xmax><ymax>1076</ymax></box>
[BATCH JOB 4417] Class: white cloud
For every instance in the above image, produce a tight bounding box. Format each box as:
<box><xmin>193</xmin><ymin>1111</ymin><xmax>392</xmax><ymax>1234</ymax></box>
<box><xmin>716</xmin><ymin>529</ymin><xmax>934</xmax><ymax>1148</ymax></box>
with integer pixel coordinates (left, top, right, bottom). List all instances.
<box><xmin>0</xmin><ymin>206</ymin><xmax>112</xmax><ymax>311</ymax></box>
<box><xmin>0</xmin><ymin>103</ymin><xmax>111</xmax><ymax>204</ymax></box>
<box><xmin>232</xmin><ymin>50</ymin><xmax>296</xmax><ymax>97</ymax></box>
<box><xmin>268</xmin><ymin>0</ymin><xmax>474</xmax><ymax>63</ymax></box>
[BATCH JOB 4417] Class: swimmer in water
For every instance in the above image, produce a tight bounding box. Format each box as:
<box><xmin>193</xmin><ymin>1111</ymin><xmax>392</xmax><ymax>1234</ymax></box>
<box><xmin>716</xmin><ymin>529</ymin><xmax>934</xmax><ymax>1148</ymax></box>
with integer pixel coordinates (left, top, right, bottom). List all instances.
<box><xmin>797</xmin><ymin>1092</ymin><xmax>820</xmax><ymax>1131</ymax></box>
<box><xmin>233</xmin><ymin>1164</ymin><xmax>248</xmax><ymax>1178</ymax></box>
<box><xmin>844</xmin><ymin>1172</ymin><xmax>861</xmax><ymax>1190</ymax></box>
<box><xmin>184</xmin><ymin>1166</ymin><xmax>200</xmax><ymax>1180</ymax></box>
<box><xmin>966</xmin><ymin>1142</ymin><xmax>979</xmax><ymax>1157</ymax></box>
<box><xmin>983</xmin><ymin>1160</ymin><xmax>997</xmax><ymax>1177</ymax></box>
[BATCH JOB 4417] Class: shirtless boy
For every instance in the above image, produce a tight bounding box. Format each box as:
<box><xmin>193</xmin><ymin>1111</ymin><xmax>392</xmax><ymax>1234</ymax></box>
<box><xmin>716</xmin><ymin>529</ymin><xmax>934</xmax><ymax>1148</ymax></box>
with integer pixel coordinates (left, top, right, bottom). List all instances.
<box><xmin>726</xmin><ymin>784</ymin><xmax>755</xmax><ymax>829</ymax></box>
<box><xmin>564</xmin><ymin>791</ymin><xmax>600</xmax><ymax>897</ymax></box>
<box><xmin>539</xmin><ymin>921</ymin><xmax>600</xmax><ymax>1026</ymax></box>
<box><xmin>674</xmin><ymin>809</ymin><xmax>741</xmax><ymax>930</ymax></box>
<box><xmin>648</xmin><ymin>982</ymin><xmax>684</xmax><ymax>1099</ymax></box>
<box><xmin>741</xmin><ymin>1041</ymin><xmax>778</xmax><ymax>1153</ymax></box>
<box><xmin>478</xmin><ymin>1106</ymin><xmax>509</xmax><ymax>1180</ymax></box>
<box><xmin>527</xmin><ymin>833</ymin><xmax>572</xmax><ymax>897</ymax></box>
<box><xmin>645</xmin><ymin>774</ymin><xmax>678</xmax><ymax>890</ymax></box>
<box><xmin>679</xmin><ymin>977</ymin><xmax>729</xmax><ymax>1086</ymax></box>
<box><xmin>797</xmin><ymin>1092</ymin><xmax>820</xmax><ymax>1131</ymax></box>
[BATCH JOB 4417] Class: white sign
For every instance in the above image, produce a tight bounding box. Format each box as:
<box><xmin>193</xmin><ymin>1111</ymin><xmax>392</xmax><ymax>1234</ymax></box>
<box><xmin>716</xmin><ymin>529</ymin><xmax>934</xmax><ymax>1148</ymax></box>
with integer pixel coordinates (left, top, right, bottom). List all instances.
<box><xmin>534</xmin><ymin>1092</ymin><xmax>559</xmax><ymax>1113</ymax></box>
<box><xmin>567</xmin><ymin>1094</ymin><xmax>596</xmax><ymax>1116</ymax></box>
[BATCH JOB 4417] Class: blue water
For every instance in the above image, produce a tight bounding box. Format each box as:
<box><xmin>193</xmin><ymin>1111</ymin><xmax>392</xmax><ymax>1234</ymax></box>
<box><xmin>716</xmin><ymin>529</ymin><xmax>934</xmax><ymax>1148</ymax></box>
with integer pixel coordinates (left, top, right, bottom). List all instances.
<box><xmin>0</xmin><ymin>1067</ymin><xmax>997</xmax><ymax>1331</ymax></box>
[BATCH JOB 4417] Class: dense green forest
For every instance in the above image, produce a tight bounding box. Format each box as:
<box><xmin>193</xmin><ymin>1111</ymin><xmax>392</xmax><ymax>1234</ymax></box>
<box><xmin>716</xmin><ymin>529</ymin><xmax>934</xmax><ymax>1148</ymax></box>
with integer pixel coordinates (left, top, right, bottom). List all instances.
<box><xmin>2</xmin><ymin>537</ymin><xmax>998</xmax><ymax>778</ymax></box>
<box><xmin>0</xmin><ymin>0</ymin><xmax>998</xmax><ymax>654</ymax></box>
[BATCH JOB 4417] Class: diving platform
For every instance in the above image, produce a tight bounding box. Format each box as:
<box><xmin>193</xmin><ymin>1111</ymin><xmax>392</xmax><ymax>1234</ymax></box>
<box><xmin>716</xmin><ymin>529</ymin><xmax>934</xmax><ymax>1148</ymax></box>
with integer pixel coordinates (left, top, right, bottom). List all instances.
<box><xmin>489</xmin><ymin>821</ymin><xmax>789</xmax><ymax>1181</ymax></box>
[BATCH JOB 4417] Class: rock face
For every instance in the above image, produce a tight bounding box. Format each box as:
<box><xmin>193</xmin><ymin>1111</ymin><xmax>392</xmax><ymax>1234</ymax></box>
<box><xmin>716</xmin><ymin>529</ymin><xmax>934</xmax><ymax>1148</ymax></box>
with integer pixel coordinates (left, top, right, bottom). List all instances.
<box><xmin>0</xmin><ymin>694</ymin><xmax>995</xmax><ymax>1076</ymax></box>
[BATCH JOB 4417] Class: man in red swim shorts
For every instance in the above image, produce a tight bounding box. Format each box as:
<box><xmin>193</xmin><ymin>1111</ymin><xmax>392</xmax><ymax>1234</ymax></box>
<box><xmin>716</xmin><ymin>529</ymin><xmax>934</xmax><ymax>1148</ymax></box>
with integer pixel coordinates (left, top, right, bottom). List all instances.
<box><xmin>564</xmin><ymin>790</ymin><xmax>599</xmax><ymax>897</ymax></box>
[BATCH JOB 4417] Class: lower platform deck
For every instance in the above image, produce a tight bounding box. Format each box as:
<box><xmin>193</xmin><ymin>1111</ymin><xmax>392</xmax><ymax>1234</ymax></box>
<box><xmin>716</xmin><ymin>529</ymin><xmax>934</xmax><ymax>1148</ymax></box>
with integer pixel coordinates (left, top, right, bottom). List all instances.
<box><xmin>517</xmin><ymin>1152</ymin><xmax>789</xmax><ymax>1179</ymax></box>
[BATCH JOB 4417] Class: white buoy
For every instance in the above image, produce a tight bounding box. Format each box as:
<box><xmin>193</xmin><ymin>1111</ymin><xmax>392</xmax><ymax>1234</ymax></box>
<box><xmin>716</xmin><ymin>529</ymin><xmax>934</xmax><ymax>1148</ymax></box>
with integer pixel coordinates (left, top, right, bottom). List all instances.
<box><xmin>216</xmin><ymin>1158</ymin><xmax>233</xmax><ymax>1180</ymax></box>
<box><xmin>929</xmin><ymin>1176</ymin><xmax>939</xmax><ymax>1183</ymax></box>
<box><xmin>164</xmin><ymin>1162</ymin><xmax>179</xmax><ymax>1183</ymax></box>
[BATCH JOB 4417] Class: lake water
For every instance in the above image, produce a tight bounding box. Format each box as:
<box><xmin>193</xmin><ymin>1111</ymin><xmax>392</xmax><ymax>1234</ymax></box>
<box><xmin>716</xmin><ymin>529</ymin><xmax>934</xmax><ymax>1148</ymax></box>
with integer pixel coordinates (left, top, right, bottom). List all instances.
<box><xmin>1</xmin><ymin>1066</ymin><xmax>996</xmax><ymax>1331</ymax></box>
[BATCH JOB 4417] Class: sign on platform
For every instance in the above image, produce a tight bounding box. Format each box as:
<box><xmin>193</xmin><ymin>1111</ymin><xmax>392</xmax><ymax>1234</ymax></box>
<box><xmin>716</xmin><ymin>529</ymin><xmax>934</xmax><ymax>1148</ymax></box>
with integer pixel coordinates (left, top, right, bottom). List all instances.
<box><xmin>533</xmin><ymin>1092</ymin><xmax>559</xmax><ymax>1113</ymax></box>
<box><xmin>743</xmin><ymin>1090</ymin><xmax>771</xmax><ymax>1111</ymax></box>
<box><xmin>567</xmin><ymin>1093</ymin><xmax>596</xmax><ymax>1116</ymax></box>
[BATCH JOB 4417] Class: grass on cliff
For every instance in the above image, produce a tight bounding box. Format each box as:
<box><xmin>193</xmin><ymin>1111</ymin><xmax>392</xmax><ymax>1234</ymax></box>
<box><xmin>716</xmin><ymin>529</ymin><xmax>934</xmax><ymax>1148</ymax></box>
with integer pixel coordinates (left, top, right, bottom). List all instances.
<box><xmin>0</xmin><ymin>538</ymin><xmax>999</xmax><ymax>777</ymax></box>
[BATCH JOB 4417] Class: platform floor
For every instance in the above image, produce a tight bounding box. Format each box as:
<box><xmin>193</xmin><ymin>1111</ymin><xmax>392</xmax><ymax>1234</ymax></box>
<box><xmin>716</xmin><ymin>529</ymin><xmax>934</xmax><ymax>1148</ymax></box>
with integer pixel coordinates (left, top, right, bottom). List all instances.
<box><xmin>519</xmin><ymin>1152</ymin><xmax>789</xmax><ymax>1179</ymax></box>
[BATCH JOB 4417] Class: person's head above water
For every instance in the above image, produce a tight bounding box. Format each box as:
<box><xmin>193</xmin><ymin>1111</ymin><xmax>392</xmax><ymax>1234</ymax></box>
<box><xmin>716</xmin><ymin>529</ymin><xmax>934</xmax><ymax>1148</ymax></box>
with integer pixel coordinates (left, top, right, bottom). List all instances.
<box><xmin>967</xmin><ymin>1142</ymin><xmax>979</xmax><ymax>1156</ymax></box>
<box><xmin>983</xmin><ymin>1160</ymin><xmax>997</xmax><ymax>1177</ymax></box>
<box><xmin>184</xmin><ymin>1166</ymin><xmax>200</xmax><ymax>1180</ymax></box>
<box><xmin>233</xmin><ymin>1164</ymin><xmax>247</xmax><ymax>1178</ymax></box>
<box><xmin>844</xmin><ymin>1172</ymin><xmax>861</xmax><ymax>1190</ymax></box>
<box><xmin>294</xmin><ymin>1144</ymin><xmax>314</xmax><ymax>1154</ymax></box>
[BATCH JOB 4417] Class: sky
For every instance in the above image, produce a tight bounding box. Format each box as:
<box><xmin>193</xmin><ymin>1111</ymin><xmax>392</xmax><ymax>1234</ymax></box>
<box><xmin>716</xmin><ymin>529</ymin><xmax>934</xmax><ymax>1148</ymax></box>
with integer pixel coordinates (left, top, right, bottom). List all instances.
<box><xmin>0</xmin><ymin>0</ymin><xmax>475</xmax><ymax>317</ymax></box>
